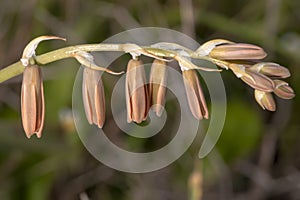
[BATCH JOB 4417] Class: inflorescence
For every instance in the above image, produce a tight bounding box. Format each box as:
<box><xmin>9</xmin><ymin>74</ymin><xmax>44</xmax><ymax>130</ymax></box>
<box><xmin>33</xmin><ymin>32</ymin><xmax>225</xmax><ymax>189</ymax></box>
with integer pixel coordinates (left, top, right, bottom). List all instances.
<box><xmin>0</xmin><ymin>36</ymin><xmax>295</xmax><ymax>138</ymax></box>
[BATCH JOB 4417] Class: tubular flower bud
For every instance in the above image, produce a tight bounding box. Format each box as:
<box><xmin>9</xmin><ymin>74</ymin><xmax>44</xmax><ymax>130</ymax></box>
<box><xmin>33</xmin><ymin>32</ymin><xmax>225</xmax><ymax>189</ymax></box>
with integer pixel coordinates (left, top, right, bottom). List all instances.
<box><xmin>82</xmin><ymin>67</ymin><xmax>106</xmax><ymax>128</ymax></box>
<box><xmin>273</xmin><ymin>80</ymin><xmax>295</xmax><ymax>99</ymax></box>
<box><xmin>209</xmin><ymin>43</ymin><xmax>267</xmax><ymax>60</ymax></box>
<box><xmin>241</xmin><ymin>71</ymin><xmax>275</xmax><ymax>92</ymax></box>
<box><xmin>149</xmin><ymin>59</ymin><xmax>167</xmax><ymax>117</ymax></box>
<box><xmin>248</xmin><ymin>62</ymin><xmax>291</xmax><ymax>78</ymax></box>
<box><xmin>229</xmin><ymin>64</ymin><xmax>275</xmax><ymax>92</ymax></box>
<box><xmin>254</xmin><ymin>90</ymin><xmax>276</xmax><ymax>111</ymax></box>
<box><xmin>21</xmin><ymin>65</ymin><xmax>45</xmax><ymax>138</ymax></box>
<box><xmin>182</xmin><ymin>70</ymin><xmax>209</xmax><ymax>120</ymax></box>
<box><xmin>125</xmin><ymin>59</ymin><xmax>149</xmax><ymax>123</ymax></box>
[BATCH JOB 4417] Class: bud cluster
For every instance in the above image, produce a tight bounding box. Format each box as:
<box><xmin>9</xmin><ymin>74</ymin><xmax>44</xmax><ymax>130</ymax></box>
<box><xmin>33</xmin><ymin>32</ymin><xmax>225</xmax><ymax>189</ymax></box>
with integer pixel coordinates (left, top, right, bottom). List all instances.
<box><xmin>197</xmin><ymin>39</ymin><xmax>295</xmax><ymax>111</ymax></box>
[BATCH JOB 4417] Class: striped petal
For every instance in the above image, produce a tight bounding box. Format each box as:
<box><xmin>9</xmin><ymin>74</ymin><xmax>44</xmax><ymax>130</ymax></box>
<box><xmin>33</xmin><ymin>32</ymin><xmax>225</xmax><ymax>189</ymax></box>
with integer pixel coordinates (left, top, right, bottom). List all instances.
<box><xmin>82</xmin><ymin>68</ymin><xmax>105</xmax><ymax>128</ymax></box>
<box><xmin>149</xmin><ymin>59</ymin><xmax>167</xmax><ymax>117</ymax></box>
<box><xmin>125</xmin><ymin>59</ymin><xmax>149</xmax><ymax>123</ymax></box>
<box><xmin>182</xmin><ymin>70</ymin><xmax>209</xmax><ymax>120</ymax></box>
<box><xmin>21</xmin><ymin>65</ymin><xmax>44</xmax><ymax>138</ymax></box>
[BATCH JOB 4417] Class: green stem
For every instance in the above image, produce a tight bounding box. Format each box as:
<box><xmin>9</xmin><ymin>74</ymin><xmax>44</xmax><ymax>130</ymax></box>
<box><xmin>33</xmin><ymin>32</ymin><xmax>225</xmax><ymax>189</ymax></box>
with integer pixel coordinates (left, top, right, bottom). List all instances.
<box><xmin>0</xmin><ymin>43</ymin><xmax>210</xmax><ymax>84</ymax></box>
<box><xmin>0</xmin><ymin>44</ymin><xmax>121</xmax><ymax>84</ymax></box>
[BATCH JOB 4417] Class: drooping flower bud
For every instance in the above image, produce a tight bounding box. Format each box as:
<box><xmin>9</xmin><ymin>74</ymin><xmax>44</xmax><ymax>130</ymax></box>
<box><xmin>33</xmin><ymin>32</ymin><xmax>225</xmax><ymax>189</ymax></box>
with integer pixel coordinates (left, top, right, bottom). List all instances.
<box><xmin>149</xmin><ymin>59</ymin><xmax>167</xmax><ymax>117</ymax></box>
<box><xmin>209</xmin><ymin>43</ymin><xmax>267</xmax><ymax>60</ymax></box>
<box><xmin>182</xmin><ymin>70</ymin><xmax>208</xmax><ymax>120</ymax></box>
<box><xmin>248</xmin><ymin>62</ymin><xmax>290</xmax><ymax>78</ymax></box>
<box><xmin>21</xmin><ymin>65</ymin><xmax>45</xmax><ymax>138</ymax></box>
<box><xmin>82</xmin><ymin>67</ymin><xmax>106</xmax><ymax>128</ymax></box>
<box><xmin>241</xmin><ymin>71</ymin><xmax>275</xmax><ymax>92</ymax></box>
<box><xmin>125</xmin><ymin>59</ymin><xmax>149</xmax><ymax>123</ymax></box>
<box><xmin>229</xmin><ymin>64</ymin><xmax>275</xmax><ymax>92</ymax></box>
<box><xmin>254</xmin><ymin>90</ymin><xmax>276</xmax><ymax>111</ymax></box>
<box><xmin>273</xmin><ymin>80</ymin><xmax>295</xmax><ymax>99</ymax></box>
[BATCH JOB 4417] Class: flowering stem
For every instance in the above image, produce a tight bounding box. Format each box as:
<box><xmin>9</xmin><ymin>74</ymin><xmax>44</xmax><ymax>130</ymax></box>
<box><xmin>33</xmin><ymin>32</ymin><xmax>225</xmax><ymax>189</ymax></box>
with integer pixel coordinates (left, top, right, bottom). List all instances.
<box><xmin>0</xmin><ymin>43</ymin><xmax>210</xmax><ymax>84</ymax></box>
<box><xmin>0</xmin><ymin>44</ymin><xmax>120</xmax><ymax>83</ymax></box>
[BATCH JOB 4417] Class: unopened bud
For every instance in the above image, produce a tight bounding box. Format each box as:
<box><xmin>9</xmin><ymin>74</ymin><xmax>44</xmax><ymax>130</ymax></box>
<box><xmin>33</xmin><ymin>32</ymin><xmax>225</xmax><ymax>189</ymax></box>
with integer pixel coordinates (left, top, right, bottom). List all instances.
<box><xmin>254</xmin><ymin>90</ymin><xmax>276</xmax><ymax>111</ymax></box>
<box><xmin>209</xmin><ymin>43</ymin><xmax>267</xmax><ymax>60</ymax></box>
<box><xmin>273</xmin><ymin>80</ymin><xmax>295</xmax><ymax>99</ymax></box>
<box><xmin>241</xmin><ymin>71</ymin><xmax>275</xmax><ymax>92</ymax></box>
<box><xmin>229</xmin><ymin>64</ymin><xmax>275</xmax><ymax>92</ymax></box>
<box><xmin>249</xmin><ymin>62</ymin><xmax>290</xmax><ymax>78</ymax></box>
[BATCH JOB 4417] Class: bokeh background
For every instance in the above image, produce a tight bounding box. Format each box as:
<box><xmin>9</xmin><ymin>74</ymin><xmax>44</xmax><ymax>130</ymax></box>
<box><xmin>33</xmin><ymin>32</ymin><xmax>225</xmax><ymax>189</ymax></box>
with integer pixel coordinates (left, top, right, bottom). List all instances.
<box><xmin>0</xmin><ymin>0</ymin><xmax>300</xmax><ymax>199</ymax></box>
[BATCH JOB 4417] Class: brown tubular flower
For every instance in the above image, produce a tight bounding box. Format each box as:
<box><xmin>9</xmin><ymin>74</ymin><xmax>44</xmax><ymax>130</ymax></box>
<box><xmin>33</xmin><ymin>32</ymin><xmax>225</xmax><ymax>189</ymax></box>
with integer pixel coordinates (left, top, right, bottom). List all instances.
<box><xmin>273</xmin><ymin>80</ymin><xmax>295</xmax><ymax>99</ymax></box>
<box><xmin>149</xmin><ymin>59</ymin><xmax>167</xmax><ymax>117</ymax></box>
<box><xmin>182</xmin><ymin>70</ymin><xmax>208</xmax><ymax>120</ymax></box>
<box><xmin>209</xmin><ymin>43</ymin><xmax>267</xmax><ymax>60</ymax></box>
<box><xmin>125</xmin><ymin>59</ymin><xmax>149</xmax><ymax>123</ymax></box>
<box><xmin>82</xmin><ymin>67</ymin><xmax>105</xmax><ymax>128</ymax></box>
<box><xmin>21</xmin><ymin>65</ymin><xmax>45</xmax><ymax>138</ymax></box>
<box><xmin>254</xmin><ymin>90</ymin><xmax>276</xmax><ymax>111</ymax></box>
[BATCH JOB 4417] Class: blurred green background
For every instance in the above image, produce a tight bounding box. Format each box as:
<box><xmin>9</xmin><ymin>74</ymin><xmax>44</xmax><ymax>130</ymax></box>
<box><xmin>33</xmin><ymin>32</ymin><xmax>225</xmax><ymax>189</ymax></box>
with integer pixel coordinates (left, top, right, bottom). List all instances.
<box><xmin>0</xmin><ymin>0</ymin><xmax>300</xmax><ymax>199</ymax></box>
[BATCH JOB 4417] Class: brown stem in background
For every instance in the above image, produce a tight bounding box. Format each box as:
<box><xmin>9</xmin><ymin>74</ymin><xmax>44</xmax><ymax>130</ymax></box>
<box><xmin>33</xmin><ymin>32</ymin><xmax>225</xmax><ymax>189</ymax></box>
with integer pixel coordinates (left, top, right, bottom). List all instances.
<box><xmin>248</xmin><ymin>100</ymin><xmax>292</xmax><ymax>200</ymax></box>
<box><xmin>179</xmin><ymin>0</ymin><xmax>196</xmax><ymax>38</ymax></box>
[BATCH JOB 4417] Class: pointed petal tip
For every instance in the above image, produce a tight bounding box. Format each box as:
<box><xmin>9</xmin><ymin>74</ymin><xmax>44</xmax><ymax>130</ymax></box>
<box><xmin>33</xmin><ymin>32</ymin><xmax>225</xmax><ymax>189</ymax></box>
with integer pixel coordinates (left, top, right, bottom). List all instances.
<box><xmin>36</xmin><ymin>133</ymin><xmax>42</xmax><ymax>138</ymax></box>
<box><xmin>25</xmin><ymin>132</ymin><xmax>32</xmax><ymax>139</ymax></box>
<box><xmin>97</xmin><ymin>124</ymin><xmax>104</xmax><ymax>129</ymax></box>
<box><xmin>204</xmin><ymin>113</ymin><xmax>209</xmax><ymax>119</ymax></box>
<box><xmin>25</xmin><ymin>132</ymin><xmax>42</xmax><ymax>139</ymax></box>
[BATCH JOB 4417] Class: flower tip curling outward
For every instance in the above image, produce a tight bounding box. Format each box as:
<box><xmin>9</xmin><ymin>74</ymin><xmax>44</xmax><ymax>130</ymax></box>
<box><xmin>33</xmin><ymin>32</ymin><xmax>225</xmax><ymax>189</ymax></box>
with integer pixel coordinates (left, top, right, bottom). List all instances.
<box><xmin>21</xmin><ymin>35</ymin><xmax>66</xmax><ymax>66</ymax></box>
<box><xmin>182</xmin><ymin>70</ymin><xmax>209</xmax><ymax>120</ymax></box>
<box><xmin>82</xmin><ymin>67</ymin><xmax>106</xmax><ymax>128</ymax></box>
<box><xmin>126</xmin><ymin>59</ymin><xmax>149</xmax><ymax>123</ymax></box>
<box><xmin>21</xmin><ymin>65</ymin><xmax>45</xmax><ymax>138</ymax></box>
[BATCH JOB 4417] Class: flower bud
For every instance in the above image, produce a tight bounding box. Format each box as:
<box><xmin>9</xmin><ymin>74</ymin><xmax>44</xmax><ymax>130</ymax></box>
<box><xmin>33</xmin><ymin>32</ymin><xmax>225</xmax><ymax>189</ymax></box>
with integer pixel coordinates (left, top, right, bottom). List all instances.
<box><xmin>273</xmin><ymin>80</ymin><xmax>295</xmax><ymax>99</ymax></box>
<box><xmin>229</xmin><ymin>64</ymin><xmax>275</xmax><ymax>92</ymax></box>
<box><xmin>21</xmin><ymin>65</ymin><xmax>45</xmax><ymax>138</ymax></box>
<box><xmin>82</xmin><ymin>68</ymin><xmax>105</xmax><ymax>128</ymax></box>
<box><xmin>249</xmin><ymin>62</ymin><xmax>290</xmax><ymax>78</ymax></box>
<box><xmin>126</xmin><ymin>59</ymin><xmax>149</xmax><ymax>123</ymax></box>
<box><xmin>254</xmin><ymin>90</ymin><xmax>276</xmax><ymax>111</ymax></box>
<box><xmin>241</xmin><ymin>71</ymin><xmax>275</xmax><ymax>92</ymax></box>
<box><xmin>182</xmin><ymin>70</ymin><xmax>208</xmax><ymax>120</ymax></box>
<box><xmin>149</xmin><ymin>59</ymin><xmax>167</xmax><ymax>117</ymax></box>
<box><xmin>209</xmin><ymin>43</ymin><xmax>267</xmax><ymax>60</ymax></box>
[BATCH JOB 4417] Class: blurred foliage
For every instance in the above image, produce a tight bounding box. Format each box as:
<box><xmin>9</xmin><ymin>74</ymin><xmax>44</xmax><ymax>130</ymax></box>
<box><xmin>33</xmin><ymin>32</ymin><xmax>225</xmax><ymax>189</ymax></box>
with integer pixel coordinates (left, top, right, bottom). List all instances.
<box><xmin>0</xmin><ymin>0</ymin><xmax>300</xmax><ymax>199</ymax></box>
